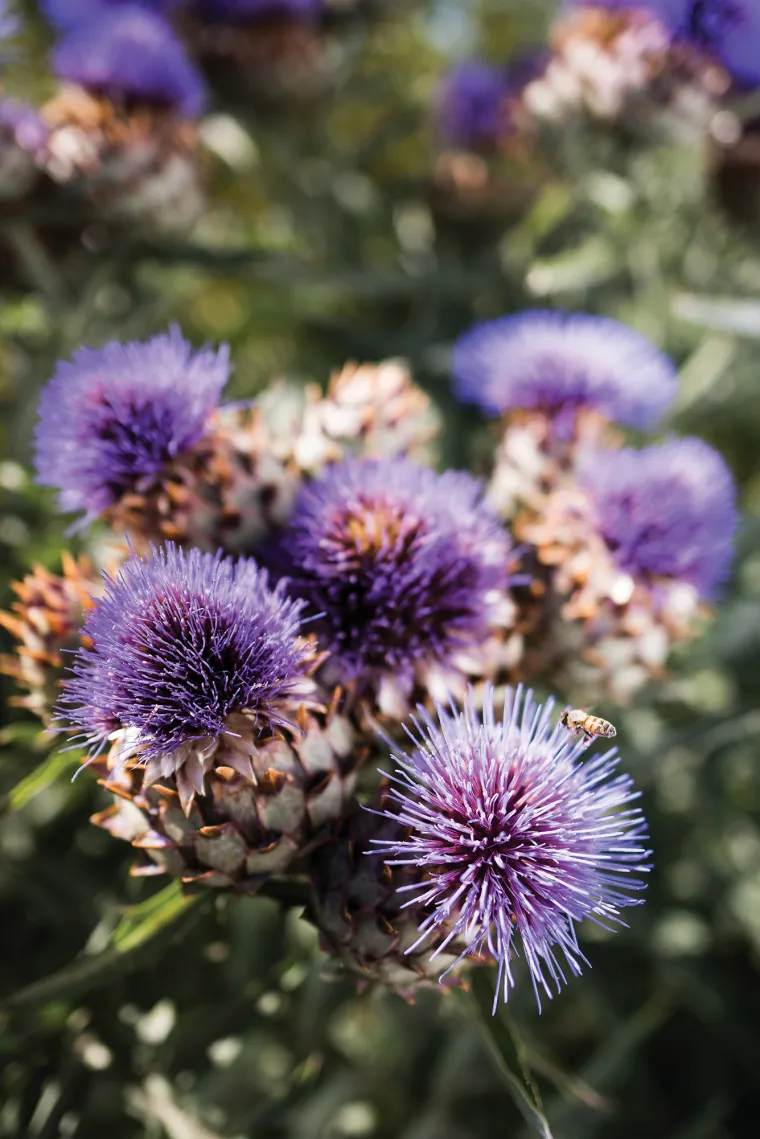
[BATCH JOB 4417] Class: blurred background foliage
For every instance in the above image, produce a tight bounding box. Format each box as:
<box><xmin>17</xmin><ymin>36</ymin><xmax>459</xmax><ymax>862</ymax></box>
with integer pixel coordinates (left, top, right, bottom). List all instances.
<box><xmin>3</xmin><ymin>1</ymin><xmax>760</xmax><ymax>1137</ymax></box>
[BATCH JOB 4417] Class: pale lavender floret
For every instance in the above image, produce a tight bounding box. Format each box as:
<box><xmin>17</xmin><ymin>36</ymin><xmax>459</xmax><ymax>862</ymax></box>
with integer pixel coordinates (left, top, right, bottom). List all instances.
<box><xmin>279</xmin><ymin>456</ymin><xmax>512</xmax><ymax>687</ymax></box>
<box><xmin>34</xmin><ymin>326</ymin><xmax>229</xmax><ymax>520</ymax></box>
<box><xmin>58</xmin><ymin>543</ymin><xmax>310</xmax><ymax>764</ymax></box>
<box><xmin>196</xmin><ymin>0</ymin><xmax>323</xmax><ymax>20</ymax></box>
<box><xmin>0</xmin><ymin>98</ymin><xmax>49</xmax><ymax>151</ymax></box>
<box><xmin>373</xmin><ymin>684</ymin><xmax>649</xmax><ymax>1009</ymax></box>
<box><xmin>452</xmin><ymin>310</ymin><xmax>677</xmax><ymax>429</ymax></box>
<box><xmin>0</xmin><ymin>0</ymin><xmax>18</xmax><ymax>44</ymax></box>
<box><xmin>52</xmin><ymin>5</ymin><xmax>206</xmax><ymax>116</ymax></box>
<box><xmin>582</xmin><ymin>437</ymin><xmax>737</xmax><ymax>598</ymax></box>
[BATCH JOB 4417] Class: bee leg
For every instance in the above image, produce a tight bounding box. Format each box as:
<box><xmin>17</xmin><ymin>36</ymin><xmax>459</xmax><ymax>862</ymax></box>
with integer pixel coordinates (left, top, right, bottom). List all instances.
<box><xmin>581</xmin><ymin>730</ymin><xmax>594</xmax><ymax>749</ymax></box>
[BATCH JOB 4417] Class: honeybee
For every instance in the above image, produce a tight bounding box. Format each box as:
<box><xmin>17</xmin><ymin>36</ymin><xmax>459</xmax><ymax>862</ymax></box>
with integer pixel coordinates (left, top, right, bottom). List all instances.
<box><xmin>560</xmin><ymin>708</ymin><xmax>617</xmax><ymax>747</ymax></box>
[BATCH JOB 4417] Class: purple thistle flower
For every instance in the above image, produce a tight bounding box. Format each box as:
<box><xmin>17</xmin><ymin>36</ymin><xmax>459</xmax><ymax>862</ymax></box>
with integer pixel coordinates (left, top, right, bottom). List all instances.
<box><xmin>373</xmin><ymin>684</ymin><xmax>649</xmax><ymax>1009</ymax></box>
<box><xmin>58</xmin><ymin>543</ymin><xmax>313</xmax><ymax>775</ymax></box>
<box><xmin>195</xmin><ymin>0</ymin><xmax>323</xmax><ymax>21</ymax></box>
<box><xmin>34</xmin><ymin>326</ymin><xmax>229</xmax><ymax>521</ymax></box>
<box><xmin>435</xmin><ymin>62</ymin><xmax>514</xmax><ymax>150</ymax></box>
<box><xmin>279</xmin><ymin>457</ymin><xmax>513</xmax><ymax>695</ymax></box>
<box><xmin>452</xmin><ymin>310</ymin><xmax>677</xmax><ymax>429</ymax></box>
<box><xmin>582</xmin><ymin>437</ymin><xmax>737</xmax><ymax>598</ymax></box>
<box><xmin>52</xmin><ymin>5</ymin><xmax>206</xmax><ymax>117</ymax></box>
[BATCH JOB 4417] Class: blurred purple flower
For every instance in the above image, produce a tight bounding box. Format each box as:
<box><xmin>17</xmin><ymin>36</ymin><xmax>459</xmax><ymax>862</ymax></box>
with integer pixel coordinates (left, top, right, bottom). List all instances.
<box><xmin>0</xmin><ymin>98</ymin><xmax>48</xmax><ymax>151</ymax></box>
<box><xmin>452</xmin><ymin>310</ymin><xmax>677</xmax><ymax>429</ymax></box>
<box><xmin>40</xmin><ymin>0</ymin><xmax>179</xmax><ymax>31</ymax></box>
<box><xmin>582</xmin><ymin>437</ymin><xmax>738</xmax><ymax>597</ymax></box>
<box><xmin>373</xmin><ymin>684</ymin><xmax>649</xmax><ymax>1008</ymax></box>
<box><xmin>279</xmin><ymin>456</ymin><xmax>512</xmax><ymax>691</ymax></box>
<box><xmin>52</xmin><ymin>4</ymin><xmax>206</xmax><ymax>116</ymax></box>
<box><xmin>0</xmin><ymin>99</ymin><xmax>48</xmax><ymax>197</ymax></box>
<box><xmin>0</xmin><ymin>0</ymin><xmax>18</xmax><ymax>43</ymax></box>
<box><xmin>566</xmin><ymin>1</ymin><xmax>759</xmax><ymax>84</ymax></box>
<box><xmin>436</xmin><ymin>61</ymin><xmax>514</xmax><ymax>150</ymax></box>
<box><xmin>35</xmin><ymin>326</ymin><xmax>229</xmax><ymax>520</ymax></box>
<box><xmin>58</xmin><ymin>543</ymin><xmax>311</xmax><ymax>768</ymax></box>
<box><xmin>195</xmin><ymin>0</ymin><xmax>323</xmax><ymax>22</ymax></box>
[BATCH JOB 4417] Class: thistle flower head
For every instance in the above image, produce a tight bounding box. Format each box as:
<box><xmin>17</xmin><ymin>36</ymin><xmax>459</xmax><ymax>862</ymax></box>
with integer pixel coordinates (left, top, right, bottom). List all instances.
<box><xmin>374</xmin><ymin>685</ymin><xmax>649</xmax><ymax>1008</ymax></box>
<box><xmin>58</xmin><ymin>543</ymin><xmax>314</xmax><ymax>774</ymax></box>
<box><xmin>280</xmin><ymin>457</ymin><xmax>513</xmax><ymax>699</ymax></box>
<box><xmin>52</xmin><ymin>5</ymin><xmax>206</xmax><ymax>116</ymax></box>
<box><xmin>435</xmin><ymin>61</ymin><xmax>514</xmax><ymax>150</ymax></box>
<box><xmin>196</xmin><ymin>0</ymin><xmax>323</xmax><ymax>21</ymax></box>
<box><xmin>452</xmin><ymin>310</ymin><xmax>677</xmax><ymax>429</ymax></box>
<box><xmin>34</xmin><ymin>326</ymin><xmax>229</xmax><ymax>520</ymax></box>
<box><xmin>582</xmin><ymin>437</ymin><xmax>737</xmax><ymax>597</ymax></box>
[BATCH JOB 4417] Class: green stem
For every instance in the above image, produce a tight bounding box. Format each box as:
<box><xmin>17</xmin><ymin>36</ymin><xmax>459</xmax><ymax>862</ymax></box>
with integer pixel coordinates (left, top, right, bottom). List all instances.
<box><xmin>467</xmin><ymin>968</ymin><xmax>555</xmax><ymax>1139</ymax></box>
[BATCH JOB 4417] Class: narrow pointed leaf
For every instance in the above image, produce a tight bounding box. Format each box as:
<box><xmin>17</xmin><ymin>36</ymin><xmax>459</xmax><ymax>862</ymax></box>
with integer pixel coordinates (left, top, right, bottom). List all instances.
<box><xmin>1</xmin><ymin>883</ymin><xmax>205</xmax><ymax>1009</ymax></box>
<box><xmin>468</xmin><ymin>969</ymin><xmax>554</xmax><ymax>1139</ymax></box>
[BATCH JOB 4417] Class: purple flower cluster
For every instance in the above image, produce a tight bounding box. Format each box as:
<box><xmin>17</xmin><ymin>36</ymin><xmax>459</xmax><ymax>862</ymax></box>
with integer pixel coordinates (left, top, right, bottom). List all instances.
<box><xmin>34</xmin><ymin>327</ymin><xmax>229</xmax><ymax>520</ymax></box>
<box><xmin>280</xmin><ymin>456</ymin><xmax>512</xmax><ymax>690</ymax></box>
<box><xmin>374</xmin><ymin>685</ymin><xmax>649</xmax><ymax>1007</ymax></box>
<box><xmin>452</xmin><ymin>310</ymin><xmax>677</xmax><ymax>429</ymax></box>
<box><xmin>583</xmin><ymin>437</ymin><xmax>738</xmax><ymax>597</ymax></box>
<box><xmin>59</xmin><ymin>543</ymin><xmax>311</xmax><ymax>764</ymax></box>
<box><xmin>436</xmin><ymin>62</ymin><xmax>514</xmax><ymax>150</ymax></box>
<box><xmin>51</xmin><ymin>3</ymin><xmax>206</xmax><ymax>116</ymax></box>
<box><xmin>569</xmin><ymin>0</ymin><xmax>760</xmax><ymax>85</ymax></box>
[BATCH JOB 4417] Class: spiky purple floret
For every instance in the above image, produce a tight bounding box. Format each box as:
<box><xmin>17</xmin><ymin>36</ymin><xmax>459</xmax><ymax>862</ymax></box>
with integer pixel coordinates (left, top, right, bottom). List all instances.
<box><xmin>582</xmin><ymin>437</ymin><xmax>737</xmax><ymax>597</ymax></box>
<box><xmin>196</xmin><ymin>0</ymin><xmax>323</xmax><ymax>20</ymax></box>
<box><xmin>280</xmin><ymin>457</ymin><xmax>511</xmax><ymax>686</ymax></box>
<box><xmin>452</xmin><ymin>310</ymin><xmax>677</xmax><ymax>429</ymax></box>
<box><xmin>373</xmin><ymin>684</ymin><xmax>649</xmax><ymax>1009</ymax></box>
<box><xmin>0</xmin><ymin>99</ymin><xmax>48</xmax><ymax>150</ymax></box>
<box><xmin>52</xmin><ymin>5</ymin><xmax>206</xmax><ymax>116</ymax></box>
<box><xmin>58</xmin><ymin>543</ymin><xmax>311</xmax><ymax>763</ymax></box>
<box><xmin>34</xmin><ymin>326</ymin><xmax>229</xmax><ymax>520</ymax></box>
<box><xmin>436</xmin><ymin>62</ymin><xmax>513</xmax><ymax>150</ymax></box>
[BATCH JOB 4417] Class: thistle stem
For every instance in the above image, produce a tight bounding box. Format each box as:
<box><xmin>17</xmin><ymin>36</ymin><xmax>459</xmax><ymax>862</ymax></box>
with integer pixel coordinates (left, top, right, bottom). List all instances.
<box><xmin>467</xmin><ymin>968</ymin><xmax>554</xmax><ymax>1139</ymax></box>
